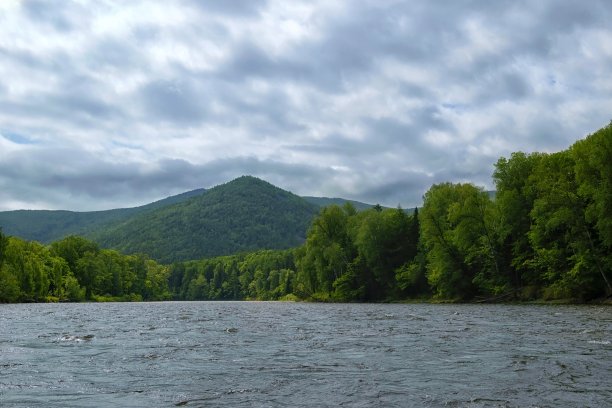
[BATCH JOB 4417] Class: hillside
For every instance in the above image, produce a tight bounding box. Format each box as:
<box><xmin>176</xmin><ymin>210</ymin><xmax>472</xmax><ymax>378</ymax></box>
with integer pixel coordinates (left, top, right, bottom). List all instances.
<box><xmin>88</xmin><ymin>176</ymin><xmax>320</xmax><ymax>263</ymax></box>
<box><xmin>0</xmin><ymin>177</ymin><xmax>390</xmax><ymax>264</ymax></box>
<box><xmin>0</xmin><ymin>188</ymin><xmax>206</xmax><ymax>243</ymax></box>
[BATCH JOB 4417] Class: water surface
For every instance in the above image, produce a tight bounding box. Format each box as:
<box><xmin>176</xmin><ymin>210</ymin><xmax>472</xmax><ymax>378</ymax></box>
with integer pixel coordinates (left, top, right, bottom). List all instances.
<box><xmin>0</xmin><ymin>302</ymin><xmax>610</xmax><ymax>407</ymax></box>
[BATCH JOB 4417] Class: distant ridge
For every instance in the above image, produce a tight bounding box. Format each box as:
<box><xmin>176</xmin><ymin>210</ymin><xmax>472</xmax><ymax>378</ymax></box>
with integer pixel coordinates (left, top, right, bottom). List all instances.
<box><xmin>302</xmin><ymin>196</ymin><xmax>380</xmax><ymax>211</ymax></box>
<box><xmin>0</xmin><ymin>188</ymin><xmax>206</xmax><ymax>243</ymax></box>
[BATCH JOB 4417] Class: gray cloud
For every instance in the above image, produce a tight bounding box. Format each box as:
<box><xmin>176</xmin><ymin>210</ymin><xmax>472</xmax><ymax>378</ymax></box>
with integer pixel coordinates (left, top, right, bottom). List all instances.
<box><xmin>0</xmin><ymin>146</ymin><xmax>335</xmax><ymax>210</ymax></box>
<box><xmin>183</xmin><ymin>0</ymin><xmax>268</xmax><ymax>17</ymax></box>
<box><xmin>138</xmin><ymin>79</ymin><xmax>209</xmax><ymax>124</ymax></box>
<box><xmin>356</xmin><ymin>174</ymin><xmax>434</xmax><ymax>208</ymax></box>
<box><xmin>0</xmin><ymin>0</ymin><xmax>611</xmax><ymax>211</ymax></box>
<box><xmin>21</xmin><ymin>0</ymin><xmax>76</xmax><ymax>31</ymax></box>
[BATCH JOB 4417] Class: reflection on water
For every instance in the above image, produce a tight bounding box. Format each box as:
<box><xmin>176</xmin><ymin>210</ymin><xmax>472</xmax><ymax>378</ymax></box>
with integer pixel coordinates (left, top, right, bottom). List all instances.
<box><xmin>0</xmin><ymin>302</ymin><xmax>610</xmax><ymax>407</ymax></box>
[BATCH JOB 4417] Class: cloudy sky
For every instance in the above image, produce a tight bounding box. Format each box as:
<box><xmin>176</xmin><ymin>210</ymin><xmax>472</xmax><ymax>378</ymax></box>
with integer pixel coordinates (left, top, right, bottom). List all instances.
<box><xmin>0</xmin><ymin>0</ymin><xmax>611</xmax><ymax>211</ymax></box>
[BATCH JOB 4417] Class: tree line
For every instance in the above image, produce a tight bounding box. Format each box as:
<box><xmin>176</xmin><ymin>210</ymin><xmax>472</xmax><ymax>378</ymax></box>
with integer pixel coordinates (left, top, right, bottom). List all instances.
<box><xmin>0</xmin><ymin>235</ymin><xmax>171</xmax><ymax>302</ymax></box>
<box><xmin>1</xmin><ymin>123</ymin><xmax>610</xmax><ymax>302</ymax></box>
<box><xmin>289</xmin><ymin>122</ymin><xmax>611</xmax><ymax>301</ymax></box>
<box><xmin>158</xmin><ymin>122</ymin><xmax>612</xmax><ymax>302</ymax></box>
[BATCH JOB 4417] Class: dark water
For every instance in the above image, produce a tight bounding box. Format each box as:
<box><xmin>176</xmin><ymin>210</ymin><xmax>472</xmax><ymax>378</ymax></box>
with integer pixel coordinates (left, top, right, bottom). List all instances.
<box><xmin>0</xmin><ymin>302</ymin><xmax>610</xmax><ymax>407</ymax></box>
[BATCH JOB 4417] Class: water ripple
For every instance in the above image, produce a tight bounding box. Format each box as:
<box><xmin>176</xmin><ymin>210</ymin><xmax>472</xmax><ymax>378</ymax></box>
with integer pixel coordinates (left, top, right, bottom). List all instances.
<box><xmin>0</xmin><ymin>302</ymin><xmax>610</xmax><ymax>407</ymax></box>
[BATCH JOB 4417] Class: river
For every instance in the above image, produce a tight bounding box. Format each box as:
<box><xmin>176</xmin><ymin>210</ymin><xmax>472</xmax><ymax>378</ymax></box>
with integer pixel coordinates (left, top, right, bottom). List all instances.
<box><xmin>0</xmin><ymin>302</ymin><xmax>610</xmax><ymax>407</ymax></box>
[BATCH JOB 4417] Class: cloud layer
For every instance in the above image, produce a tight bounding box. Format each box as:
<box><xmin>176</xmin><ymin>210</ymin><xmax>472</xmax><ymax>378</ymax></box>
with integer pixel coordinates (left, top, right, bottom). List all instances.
<box><xmin>1</xmin><ymin>0</ymin><xmax>611</xmax><ymax>210</ymax></box>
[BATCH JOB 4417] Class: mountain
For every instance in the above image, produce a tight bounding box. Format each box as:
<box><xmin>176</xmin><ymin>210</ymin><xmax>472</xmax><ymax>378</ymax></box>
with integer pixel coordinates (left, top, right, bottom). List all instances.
<box><xmin>0</xmin><ymin>188</ymin><xmax>206</xmax><ymax>243</ymax></box>
<box><xmin>0</xmin><ymin>176</ymin><xmax>401</xmax><ymax>264</ymax></box>
<box><xmin>87</xmin><ymin>176</ymin><xmax>320</xmax><ymax>263</ymax></box>
<box><xmin>302</xmin><ymin>196</ymin><xmax>380</xmax><ymax>211</ymax></box>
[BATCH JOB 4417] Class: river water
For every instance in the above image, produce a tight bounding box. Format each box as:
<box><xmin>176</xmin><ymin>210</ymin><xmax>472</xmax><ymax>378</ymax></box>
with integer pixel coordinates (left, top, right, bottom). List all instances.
<box><xmin>0</xmin><ymin>302</ymin><xmax>610</xmax><ymax>407</ymax></box>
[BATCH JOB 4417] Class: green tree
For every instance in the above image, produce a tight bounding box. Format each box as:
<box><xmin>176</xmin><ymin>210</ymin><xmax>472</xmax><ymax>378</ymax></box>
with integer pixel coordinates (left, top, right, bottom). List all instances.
<box><xmin>296</xmin><ymin>205</ymin><xmax>353</xmax><ymax>297</ymax></box>
<box><xmin>75</xmin><ymin>251</ymin><xmax>102</xmax><ymax>299</ymax></box>
<box><xmin>51</xmin><ymin>236</ymin><xmax>99</xmax><ymax>280</ymax></box>
<box><xmin>420</xmin><ymin>183</ymin><xmax>496</xmax><ymax>299</ymax></box>
<box><xmin>143</xmin><ymin>260</ymin><xmax>171</xmax><ymax>300</ymax></box>
<box><xmin>572</xmin><ymin>123</ymin><xmax>612</xmax><ymax>295</ymax></box>
<box><xmin>332</xmin><ymin>258</ymin><xmax>366</xmax><ymax>301</ymax></box>
<box><xmin>4</xmin><ymin>238</ymin><xmax>34</xmax><ymax>301</ymax></box>
<box><xmin>529</xmin><ymin>150</ymin><xmax>610</xmax><ymax>299</ymax></box>
<box><xmin>0</xmin><ymin>264</ymin><xmax>20</xmax><ymax>302</ymax></box>
<box><xmin>0</xmin><ymin>228</ymin><xmax>8</xmax><ymax>270</ymax></box>
<box><xmin>187</xmin><ymin>273</ymin><xmax>209</xmax><ymax>300</ymax></box>
<box><xmin>353</xmin><ymin>208</ymin><xmax>415</xmax><ymax>300</ymax></box>
<box><xmin>493</xmin><ymin>152</ymin><xmax>544</xmax><ymax>291</ymax></box>
<box><xmin>396</xmin><ymin>209</ymin><xmax>430</xmax><ymax>297</ymax></box>
<box><xmin>63</xmin><ymin>272</ymin><xmax>85</xmax><ymax>301</ymax></box>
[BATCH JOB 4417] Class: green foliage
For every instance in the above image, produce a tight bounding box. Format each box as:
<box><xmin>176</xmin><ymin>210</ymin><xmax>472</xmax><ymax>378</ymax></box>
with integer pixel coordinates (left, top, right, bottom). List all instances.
<box><xmin>0</xmin><ymin>227</ymin><xmax>7</xmax><ymax>269</ymax></box>
<box><xmin>297</xmin><ymin>205</ymin><xmax>354</xmax><ymax>295</ymax></box>
<box><xmin>63</xmin><ymin>272</ymin><xmax>85</xmax><ymax>301</ymax></box>
<box><xmin>0</xmin><ymin>265</ymin><xmax>20</xmax><ymax>303</ymax></box>
<box><xmin>527</xmin><ymin>149</ymin><xmax>611</xmax><ymax>299</ymax></box>
<box><xmin>571</xmin><ymin>124</ymin><xmax>612</xmax><ymax>297</ymax></box>
<box><xmin>0</xmin><ymin>234</ymin><xmax>169</xmax><ymax>303</ymax></box>
<box><xmin>295</xmin><ymin>204</ymin><xmax>422</xmax><ymax>301</ymax></box>
<box><xmin>2</xmin><ymin>238</ymin><xmax>51</xmax><ymax>302</ymax></box>
<box><xmin>395</xmin><ymin>208</ymin><xmax>430</xmax><ymax>297</ymax></box>
<box><xmin>573</xmin><ymin>123</ymin><xmax>612</xmax><ymax>248</ymax></box>
<box><xmin>356</xmin><ymin>207</ymin><xmax>419</xmax><ymax>299</ymax></box>
<box><xmin>420</xmin><ymin>183</ymin><xmax>480</xmax><ymax>299</ymax></box>
<box><xmin>170</xmin><ymin>249</ymin><xmax>296</xmax><ymax>301</ymax></box>
<box><xmin>489</xmin><ymin>125</ymin><xmax>612</xmax><ymax>300</ymax></box>
<box><xmin>493</xmin><ymin>151</ymin><xmax>544</xmax><ymax>288</ymax></box>
<box><xmin>332</xmin><ymin>261</ymin><xmax>366</xmax><ymax>301</ymax></box>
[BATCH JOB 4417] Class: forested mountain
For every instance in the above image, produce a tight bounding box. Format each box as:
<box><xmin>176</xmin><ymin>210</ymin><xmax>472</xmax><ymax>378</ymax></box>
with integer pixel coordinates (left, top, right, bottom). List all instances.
<box><xmin>0</xmin><ymin>188</ymin><xmax>206</xmax><ymax>243</ymax></box>
<box><xmin>88</xmin><ymin>176</ymin><xmax>320</xmax><ymax>263</ymax></box>
<box><xmin>302</xmin><ymin>196</ymin><xmax>382</xmax><ymax>211</ymax></box>
<box><xmin>0</xmin><ymin>183</ymin><xmax>379</xmax><ymax>247</ymax></box>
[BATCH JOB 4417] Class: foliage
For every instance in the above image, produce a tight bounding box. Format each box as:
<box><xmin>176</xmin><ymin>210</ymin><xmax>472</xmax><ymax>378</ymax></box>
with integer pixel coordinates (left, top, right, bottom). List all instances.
<box><xmin>572</xmin><ymin>122</ymin><xmax>612</xmax><ymax>248</ymax></box>
<box><xmin>419</xmin><ymin>183</ymin><xmax>500</xmax><ymax>299</ymax></box>
<box><xmin>0</xmin><ymin>234</ymin><xmax>170</xmax><ymax>303</ymax></box>
<box><xmin>527</xmin><ymin>150</ymin><xmax>611</xmax><ymax>299</ymax></box>
<box><xmin>294</xmin><ymin>204</ymin><xmax>421</xmax><ymax>301</ymax></box>
<box><xmin>169</xmin><ymin>249</ymin><xmax>296</xmax><ymax>301</ymax></box>
<box><xmin>493</xmin><ymin>151</ymin><xmax>544</xmax><ymax>288</ymax></box>
<box><xmin>490</xmin><ymin>126</ymin><xmax>611</xmax><ymax>299</ymax></box>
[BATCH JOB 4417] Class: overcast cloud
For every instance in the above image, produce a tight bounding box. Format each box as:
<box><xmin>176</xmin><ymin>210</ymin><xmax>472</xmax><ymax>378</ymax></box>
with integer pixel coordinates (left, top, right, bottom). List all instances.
<box><xmin>1</xmin><ymin>0</ymin><xmax>611</xmax><ymax>211</ymax></box>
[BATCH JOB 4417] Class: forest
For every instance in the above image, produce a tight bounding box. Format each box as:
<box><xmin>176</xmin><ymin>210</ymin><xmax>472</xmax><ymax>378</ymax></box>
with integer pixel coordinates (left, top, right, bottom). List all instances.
<box><xmin>0</xmin><ymin>123</ymin><xmax>610</xmax><ymax>303</ymax></box>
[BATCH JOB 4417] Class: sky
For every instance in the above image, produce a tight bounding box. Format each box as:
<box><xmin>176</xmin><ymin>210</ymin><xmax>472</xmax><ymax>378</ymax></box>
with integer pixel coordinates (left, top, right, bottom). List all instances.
<box><xmin>0</xmin><ymin>0</ymin><xmax>611</xmax><ymax>211</ymax></box>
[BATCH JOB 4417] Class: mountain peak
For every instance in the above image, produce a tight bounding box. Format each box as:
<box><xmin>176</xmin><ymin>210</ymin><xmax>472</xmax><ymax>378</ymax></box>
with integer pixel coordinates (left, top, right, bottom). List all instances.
<box><xmin>223</xmin><ymin>175</ymin><xmax>274</xmax><ymax>188</ymax></box>
<box><xmin>89</xmin><ymin>175</ymin><xmax>320</xmax><ymax>263</ymax></box>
